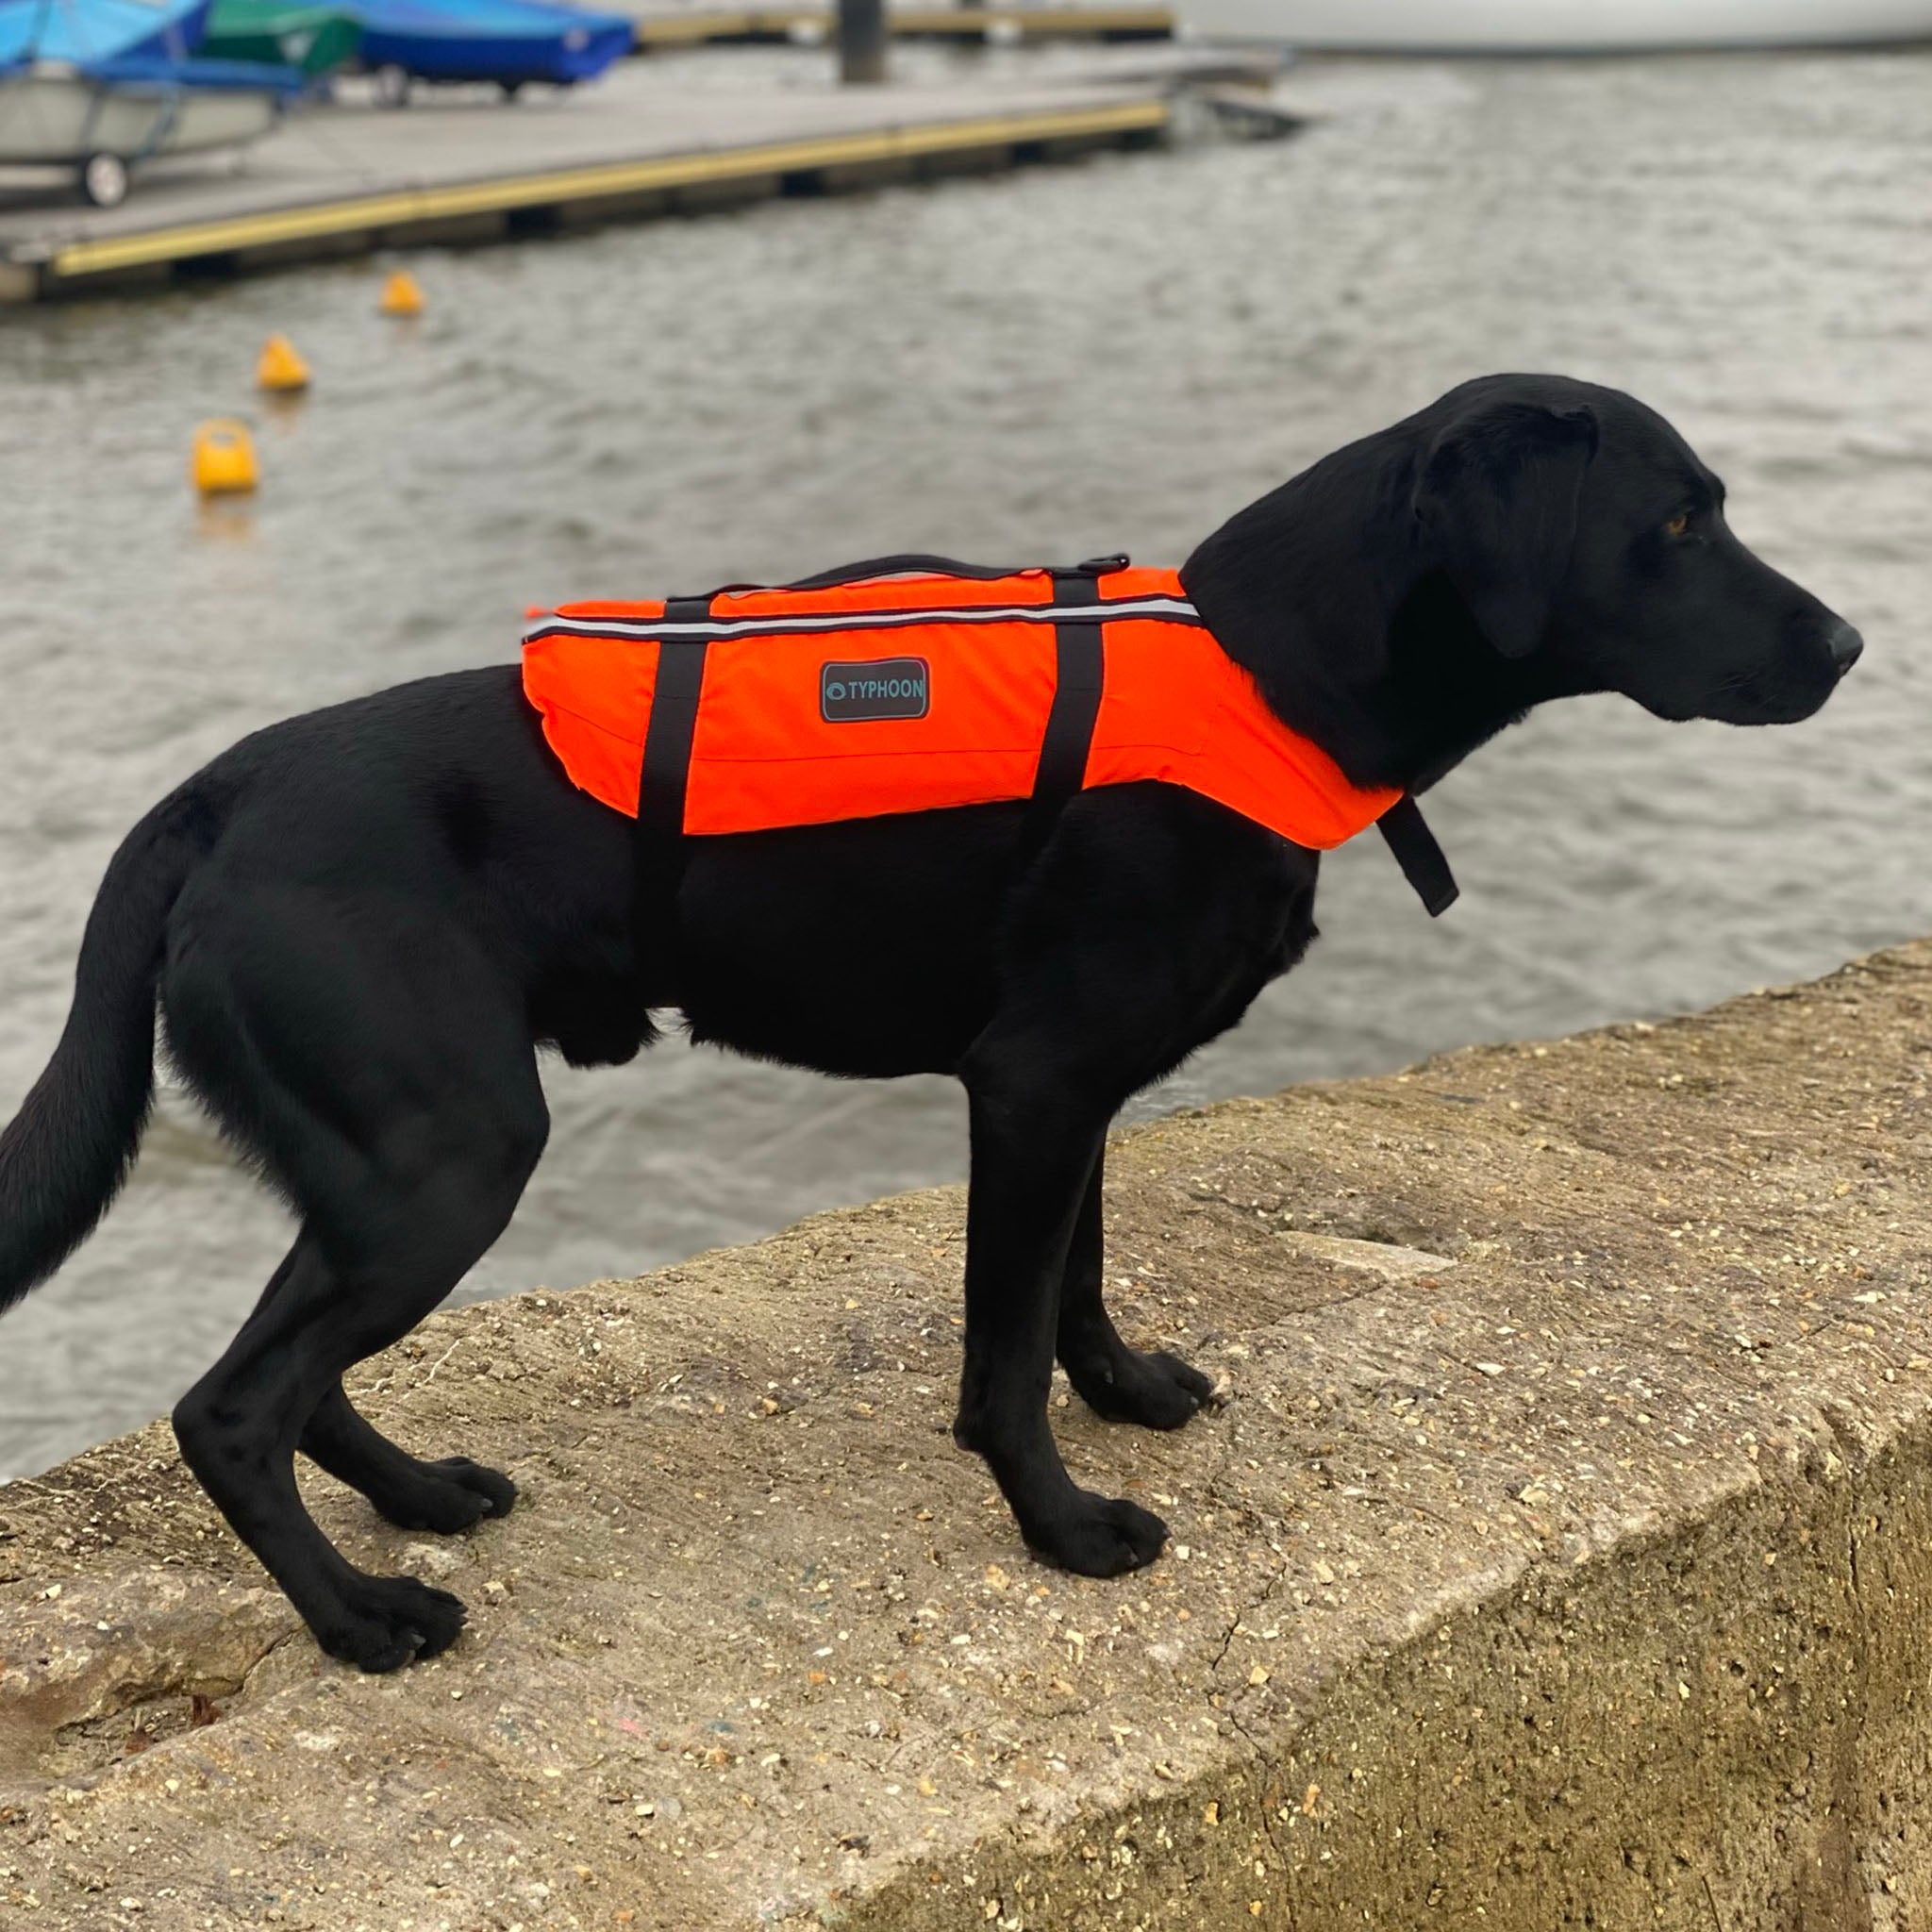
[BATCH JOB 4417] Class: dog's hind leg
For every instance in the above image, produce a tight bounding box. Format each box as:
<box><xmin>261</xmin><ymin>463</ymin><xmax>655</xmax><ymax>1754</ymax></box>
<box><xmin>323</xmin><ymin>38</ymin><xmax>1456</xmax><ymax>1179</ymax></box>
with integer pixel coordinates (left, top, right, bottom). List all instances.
<box><xmin>175</xmin><ymin>1158</ymin><xmax>541</xmax><ymax>1676</ymax></box>
<box><xmin>220</xmin><ymin>1244</ymin><xmax>516</xmax><ymax>1536</ymax></box>
<box><xmin>300</xmin><ymin>1385</ymin><xmax>516</xmax><ymax>1534</ymax></box>
<box><xmin>1056</xmin><ymin>1151</ymin><xmax>1216</xmax><ymax>1430</ymax></box>
<box><xmin>165</xmin><ymin>902</ymin><xmax>548</xmax><ymax>1670</ymax></box>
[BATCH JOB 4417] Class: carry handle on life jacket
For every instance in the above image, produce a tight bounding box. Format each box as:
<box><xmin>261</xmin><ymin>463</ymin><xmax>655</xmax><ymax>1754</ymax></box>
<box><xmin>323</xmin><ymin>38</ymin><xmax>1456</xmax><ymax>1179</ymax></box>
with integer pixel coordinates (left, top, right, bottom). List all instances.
<box><xmin>670</xmin><ymin>553</ymin><xmax>1135</xmax><ymax>602</ymax></box>
<box><xmin>787</xmin><ymin>552</ymin><xmax>1132</xmax><ymax>591</ymax></box>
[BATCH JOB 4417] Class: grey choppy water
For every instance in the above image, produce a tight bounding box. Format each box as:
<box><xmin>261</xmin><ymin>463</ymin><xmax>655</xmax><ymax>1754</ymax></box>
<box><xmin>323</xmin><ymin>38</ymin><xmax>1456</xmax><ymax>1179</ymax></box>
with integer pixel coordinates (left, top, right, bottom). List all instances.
<box><xmin>1</xmin><ymin>49</ymin><xmax>1928</xmax><ymax>1477</ymax></box>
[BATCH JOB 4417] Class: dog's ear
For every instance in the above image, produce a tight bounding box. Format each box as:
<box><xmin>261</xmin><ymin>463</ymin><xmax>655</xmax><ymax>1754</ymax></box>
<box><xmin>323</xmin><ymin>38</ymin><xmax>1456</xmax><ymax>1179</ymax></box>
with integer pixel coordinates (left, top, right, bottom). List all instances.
<box><xmin>1413</xmin><ymin>400</ymin><xmax>1598</xmax><ymax>658</ymax></box>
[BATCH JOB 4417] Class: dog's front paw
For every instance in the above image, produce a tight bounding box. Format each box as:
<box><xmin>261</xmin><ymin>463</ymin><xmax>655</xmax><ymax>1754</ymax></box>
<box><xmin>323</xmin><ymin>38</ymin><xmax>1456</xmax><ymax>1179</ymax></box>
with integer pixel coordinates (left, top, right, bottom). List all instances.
<box><xmin>314</xmin><ymin>1574</ymin><xmax>469</xmax><ymax>1672</ymax></box>
<box><xmin>1067</xmin><ymin>1344</ymin><xmax>1219</xmax><ymax>1431</ymax></box>
<box><xmin>1027</xmin><ymin>1492</ymin><xmax>1168</xmax><ymax>1577</ymax></box>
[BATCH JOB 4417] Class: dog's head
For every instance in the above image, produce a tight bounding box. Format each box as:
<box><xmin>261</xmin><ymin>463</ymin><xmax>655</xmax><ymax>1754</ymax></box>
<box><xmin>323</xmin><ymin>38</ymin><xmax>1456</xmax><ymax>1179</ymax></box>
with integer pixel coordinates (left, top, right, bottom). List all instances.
<box><xmin>1183</xmin><ymin>374</ymin><xmax>1861</xmax><ymax>791</ymax></box>
<box><xmin>1412</xmin><ymin>375</ymin><xmax>1860</xmax><ymax>726</ymax></box>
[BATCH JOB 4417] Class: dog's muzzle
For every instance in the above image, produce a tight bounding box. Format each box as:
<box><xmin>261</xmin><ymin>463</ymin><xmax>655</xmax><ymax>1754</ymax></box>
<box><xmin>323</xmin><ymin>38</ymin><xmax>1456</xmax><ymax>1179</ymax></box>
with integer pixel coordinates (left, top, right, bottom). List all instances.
<box><xmin>1827</xmin><ymin>621</ymin><xmax>1864</xmax><ymax>675</ymax></box>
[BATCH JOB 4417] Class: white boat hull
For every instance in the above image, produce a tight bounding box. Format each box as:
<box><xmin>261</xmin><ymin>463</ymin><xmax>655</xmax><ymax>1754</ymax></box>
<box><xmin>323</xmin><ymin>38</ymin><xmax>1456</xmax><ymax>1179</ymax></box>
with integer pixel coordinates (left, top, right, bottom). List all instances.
<box><xmin>0</xmin><ymin>65</ymin><xmax>281</xmax><ymax>166</ymax></box>
<box><xmin>1179</xmin><ymin>0</ymin><xmax>1932</xmax><ymax>50</ymax></box>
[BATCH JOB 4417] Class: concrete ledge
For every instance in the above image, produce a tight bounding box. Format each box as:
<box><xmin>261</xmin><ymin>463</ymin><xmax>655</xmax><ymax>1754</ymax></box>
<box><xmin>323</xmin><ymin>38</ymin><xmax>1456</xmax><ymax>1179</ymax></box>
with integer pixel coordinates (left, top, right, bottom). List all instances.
<box><xmin>6</xmin><ymin>943</ymin><xmax>1932</xmax><ymax>1926</ymax></box>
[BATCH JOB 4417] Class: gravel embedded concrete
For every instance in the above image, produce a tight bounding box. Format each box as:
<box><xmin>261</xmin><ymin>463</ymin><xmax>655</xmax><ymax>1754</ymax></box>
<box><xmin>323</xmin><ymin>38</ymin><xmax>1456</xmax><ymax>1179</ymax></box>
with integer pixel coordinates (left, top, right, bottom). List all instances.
<box><xmin>5</xmin><ymin>941</ymin><xmax>1932</xmax><ymax>1929</ymax></box>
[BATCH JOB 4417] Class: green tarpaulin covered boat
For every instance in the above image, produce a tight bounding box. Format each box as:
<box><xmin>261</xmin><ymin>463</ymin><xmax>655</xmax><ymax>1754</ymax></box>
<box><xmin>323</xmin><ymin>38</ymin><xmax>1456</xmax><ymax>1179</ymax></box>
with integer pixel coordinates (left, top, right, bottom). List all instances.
<box><xmin>201</xmin><ymin>0</ymin><xmax>361</xmax><ymax>75</ymax></box>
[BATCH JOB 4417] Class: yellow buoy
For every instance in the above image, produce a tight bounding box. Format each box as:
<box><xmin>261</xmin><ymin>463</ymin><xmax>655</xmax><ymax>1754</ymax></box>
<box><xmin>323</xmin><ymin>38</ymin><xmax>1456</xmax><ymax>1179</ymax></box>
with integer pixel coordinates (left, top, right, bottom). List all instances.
<box><xmin>192</xmin><ymin>419</ymin><xmax>260</xmax><ymax>497</ymax></box>
<box><xmin>256</xmin><ymin>332</ymin><xmax>310</xmax><ymax>393</ymax></box>
<box><xmin>378</xmin><ymin>268</ymin><xmax>425</xmax><ymax>318</ymax></box>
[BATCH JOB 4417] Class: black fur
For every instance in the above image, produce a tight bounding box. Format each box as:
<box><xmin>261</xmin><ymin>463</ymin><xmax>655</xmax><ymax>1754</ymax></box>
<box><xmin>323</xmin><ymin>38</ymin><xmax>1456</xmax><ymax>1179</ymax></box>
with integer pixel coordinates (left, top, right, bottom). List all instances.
<box><xmin>0</xmin><ymin>375</ymin><xmax>1858</xmax><ymax>1671</ymax></box>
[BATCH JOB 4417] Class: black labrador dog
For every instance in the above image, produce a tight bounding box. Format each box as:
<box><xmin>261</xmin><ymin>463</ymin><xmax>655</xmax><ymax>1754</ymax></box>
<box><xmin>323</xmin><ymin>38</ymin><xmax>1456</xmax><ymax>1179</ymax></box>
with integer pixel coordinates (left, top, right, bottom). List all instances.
<box><xmin>0</xmin><ymin>375</ymin><xmax>1860</xmax><ymax>1672</ymax></box>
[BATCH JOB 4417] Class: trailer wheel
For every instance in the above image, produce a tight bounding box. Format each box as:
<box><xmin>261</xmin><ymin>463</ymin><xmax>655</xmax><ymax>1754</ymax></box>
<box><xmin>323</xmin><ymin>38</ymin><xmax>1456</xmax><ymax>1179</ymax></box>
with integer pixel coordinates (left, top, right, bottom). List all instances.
<box><xmin>499</xmin><ymin>78</ymin><xmax>524</xmax><ymax>99</ymax></box>
<box><xmin>78</xmin><ymin>152</ymin><xmax>130</xmax><ymax>208</ymax></box>
<box><xmin>373</xmin><ymin>63</ymin><xmax>411</xmax><ymax>107</ymax></box>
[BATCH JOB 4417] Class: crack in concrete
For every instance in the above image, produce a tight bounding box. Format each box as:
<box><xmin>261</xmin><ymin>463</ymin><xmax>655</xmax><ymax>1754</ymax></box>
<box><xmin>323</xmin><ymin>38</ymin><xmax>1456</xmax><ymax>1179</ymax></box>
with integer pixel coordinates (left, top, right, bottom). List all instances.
<box><xmin>1198</xmin><ymin>1422</ymin><xmax>1295</xmax><ymax>1883</ymax></box>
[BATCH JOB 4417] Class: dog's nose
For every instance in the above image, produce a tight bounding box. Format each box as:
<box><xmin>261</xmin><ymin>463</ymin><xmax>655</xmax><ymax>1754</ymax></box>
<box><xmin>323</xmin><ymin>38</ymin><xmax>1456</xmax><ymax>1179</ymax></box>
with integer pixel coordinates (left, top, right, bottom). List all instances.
<box><xmin>1827</xmin><ymin>621</ymin><xmax>1864</xmax><ymax>674</ymax></box>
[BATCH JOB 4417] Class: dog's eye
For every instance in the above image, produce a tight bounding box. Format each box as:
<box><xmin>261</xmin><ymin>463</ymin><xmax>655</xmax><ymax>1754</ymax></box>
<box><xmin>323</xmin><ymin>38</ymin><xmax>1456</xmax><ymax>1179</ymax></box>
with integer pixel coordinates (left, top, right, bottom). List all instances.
<box><xmin>1663</xmin><ymin>510</ymin><xmax>1691</xmax><ymax>538</ymax></box>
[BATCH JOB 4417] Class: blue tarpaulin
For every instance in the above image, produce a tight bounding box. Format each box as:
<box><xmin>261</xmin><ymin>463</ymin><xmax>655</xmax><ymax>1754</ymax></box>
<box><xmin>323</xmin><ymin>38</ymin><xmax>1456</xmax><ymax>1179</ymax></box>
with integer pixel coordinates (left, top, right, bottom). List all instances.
<box><xmin>353</xmin><ymin>0</ymin><xmax>632</xmax><ymax>85</ymax></box>
<box><xmin>0</xmin><ymin>0</ymin><xmax>212</xmax><ymax>75</ymax></box>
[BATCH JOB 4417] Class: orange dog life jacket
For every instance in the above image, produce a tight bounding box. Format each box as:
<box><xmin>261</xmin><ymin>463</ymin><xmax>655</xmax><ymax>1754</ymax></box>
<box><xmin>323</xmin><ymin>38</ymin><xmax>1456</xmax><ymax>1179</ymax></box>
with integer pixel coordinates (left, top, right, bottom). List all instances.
<box><xmin>522</xmin><ymin>557</ymin><xmax>1457</xmax><ymax>912</ymax></box>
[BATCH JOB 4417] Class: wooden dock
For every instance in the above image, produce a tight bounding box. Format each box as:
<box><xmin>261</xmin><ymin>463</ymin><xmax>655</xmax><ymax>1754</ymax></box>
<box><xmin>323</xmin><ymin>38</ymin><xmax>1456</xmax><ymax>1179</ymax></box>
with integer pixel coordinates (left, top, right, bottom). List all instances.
<box><xmin>0</xmin><ymin>52</ymin><xmax>1282</xmax><ymax>303</ymax></box>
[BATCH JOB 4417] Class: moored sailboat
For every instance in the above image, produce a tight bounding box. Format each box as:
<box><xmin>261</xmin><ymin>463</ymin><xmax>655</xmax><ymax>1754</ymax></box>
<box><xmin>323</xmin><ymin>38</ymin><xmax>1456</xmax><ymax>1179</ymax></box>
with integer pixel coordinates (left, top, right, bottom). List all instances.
<box><xmin>1179</xmin><ymin>0</ymin><xmax>1932</xmax><ymax>51</ymax></box>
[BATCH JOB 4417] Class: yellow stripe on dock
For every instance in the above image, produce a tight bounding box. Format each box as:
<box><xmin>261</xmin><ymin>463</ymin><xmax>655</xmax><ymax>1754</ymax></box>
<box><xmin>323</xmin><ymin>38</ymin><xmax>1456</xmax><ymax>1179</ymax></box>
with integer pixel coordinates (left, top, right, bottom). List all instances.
<box><xmin>45</xmin><ymin>97</ymin><xmax>1168</xmax><ymax>285</ymax></box>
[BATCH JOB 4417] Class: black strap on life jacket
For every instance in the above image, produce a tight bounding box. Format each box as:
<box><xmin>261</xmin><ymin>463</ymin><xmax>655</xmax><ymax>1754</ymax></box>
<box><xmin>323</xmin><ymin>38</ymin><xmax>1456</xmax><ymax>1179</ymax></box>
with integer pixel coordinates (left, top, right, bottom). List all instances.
<box><xmin>1032</xmin><ymin>571</ymin><xmax>1107</xmax><ymax>804</ymax></box>
<box><xmin>1014</xmin><ymin>566</ymin><xmax>1113</xmax><ymax>861</ymax></box>
<box><xmin>636</xmin><ymin>596</ymin><xmax>712</xmax><ymax>838</ymax></box>
<box><xmin>635</xmin><ymin>595</ymin><xmax>713</xmax><ymax>984</ymax></box>
<box><xmin>1377</xmin><ymin>795</ymin><xmax>1458</xmax><ymax>916</ymax></box>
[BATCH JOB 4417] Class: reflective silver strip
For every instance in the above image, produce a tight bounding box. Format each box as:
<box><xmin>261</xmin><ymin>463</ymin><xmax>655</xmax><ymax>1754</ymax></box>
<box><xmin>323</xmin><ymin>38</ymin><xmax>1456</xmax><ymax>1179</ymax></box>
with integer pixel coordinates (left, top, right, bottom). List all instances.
<box><xmin>525</xmin><ymin>595</ymin><xmax>1201</xmax><ymax>645</ymax></box>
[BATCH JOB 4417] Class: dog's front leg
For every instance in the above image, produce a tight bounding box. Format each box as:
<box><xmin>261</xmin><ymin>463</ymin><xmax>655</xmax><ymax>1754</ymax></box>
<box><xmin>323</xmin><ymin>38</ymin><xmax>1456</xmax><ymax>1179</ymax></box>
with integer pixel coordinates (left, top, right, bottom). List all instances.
<box><xmin>1058</xmin><ymin>1151</ymin><xmax>1218</xmax><ymax>1429</ymax></box>
<box><xmin>951</xmin><ymin>1072</ymin><xmax>1168</xmax><ymax>1577</ymax></box>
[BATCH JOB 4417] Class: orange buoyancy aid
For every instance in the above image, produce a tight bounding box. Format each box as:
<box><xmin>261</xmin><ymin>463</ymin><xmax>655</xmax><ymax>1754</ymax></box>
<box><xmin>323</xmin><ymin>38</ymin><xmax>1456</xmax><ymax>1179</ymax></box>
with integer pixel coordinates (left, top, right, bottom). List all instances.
<box><xmin>522</xmin><ymin>558</ymin><xmax>1457</xmax><ymax>911</ymax></box>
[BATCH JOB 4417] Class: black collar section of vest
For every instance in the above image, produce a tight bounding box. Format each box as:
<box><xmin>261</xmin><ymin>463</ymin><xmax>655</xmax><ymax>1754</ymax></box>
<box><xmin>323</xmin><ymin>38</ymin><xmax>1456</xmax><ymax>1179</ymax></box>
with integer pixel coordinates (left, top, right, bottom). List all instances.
<box><xmin>1378</xmin><ymin>795</ymin><xmax>1459</xmax><ymax>916</ymax></box>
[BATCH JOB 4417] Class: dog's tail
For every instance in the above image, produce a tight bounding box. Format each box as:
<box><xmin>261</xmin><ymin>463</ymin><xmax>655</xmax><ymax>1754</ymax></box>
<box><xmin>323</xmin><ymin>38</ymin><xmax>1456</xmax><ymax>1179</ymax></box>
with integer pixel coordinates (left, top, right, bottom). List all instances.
<box><xmin>0</xmin><ymin>791</ymin><xmax>205</xmax><ymax>1312</ymax></box>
